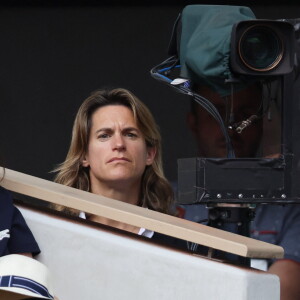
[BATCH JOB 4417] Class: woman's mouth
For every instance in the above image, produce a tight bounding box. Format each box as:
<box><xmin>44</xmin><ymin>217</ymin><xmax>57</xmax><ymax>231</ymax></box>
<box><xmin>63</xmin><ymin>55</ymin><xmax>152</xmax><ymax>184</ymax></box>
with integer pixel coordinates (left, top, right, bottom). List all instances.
<box><xmin>107</xmin><ymin>157</ymin><xmax>131</xmax><ymax>163</ymax></box>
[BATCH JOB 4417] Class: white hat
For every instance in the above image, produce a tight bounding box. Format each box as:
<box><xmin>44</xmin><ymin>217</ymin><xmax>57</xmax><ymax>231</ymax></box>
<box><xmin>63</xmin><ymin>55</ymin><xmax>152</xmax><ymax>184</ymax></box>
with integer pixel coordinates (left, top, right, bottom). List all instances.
<box><xmin>0</xmin><ymin>254</ymin><xmax>54</xmax><ymax>299</ymax></box>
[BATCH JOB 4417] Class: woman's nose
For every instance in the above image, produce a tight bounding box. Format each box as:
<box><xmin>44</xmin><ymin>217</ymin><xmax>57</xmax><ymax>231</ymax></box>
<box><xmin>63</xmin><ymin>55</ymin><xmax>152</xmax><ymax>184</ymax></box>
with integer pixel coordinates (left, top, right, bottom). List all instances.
<box><xmin>112</xmin><ymin>134</ymin><xmax>126</xmax><ymax>151</ymax></box>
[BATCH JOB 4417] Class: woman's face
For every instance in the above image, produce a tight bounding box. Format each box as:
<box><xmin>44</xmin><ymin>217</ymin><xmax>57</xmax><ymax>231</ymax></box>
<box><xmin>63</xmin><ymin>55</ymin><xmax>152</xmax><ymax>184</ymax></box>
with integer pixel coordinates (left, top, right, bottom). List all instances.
<box><xmin>82</xmin><ymin>105</ymin><xmax>156</xmax><ymax>191</ymax></box>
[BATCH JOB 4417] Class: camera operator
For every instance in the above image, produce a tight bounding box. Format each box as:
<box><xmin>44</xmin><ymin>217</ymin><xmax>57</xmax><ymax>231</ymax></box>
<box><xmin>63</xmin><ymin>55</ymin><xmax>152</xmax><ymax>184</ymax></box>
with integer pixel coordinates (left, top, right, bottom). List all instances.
<box><xmin>181</xmin><ymin>82</ymin><xmax>300</xmax><ymax>300</ymax></box>
<box><xmin>150</xmin><ymin>4</ymin><xmax>300</xmax><ymax>298</ymax></box>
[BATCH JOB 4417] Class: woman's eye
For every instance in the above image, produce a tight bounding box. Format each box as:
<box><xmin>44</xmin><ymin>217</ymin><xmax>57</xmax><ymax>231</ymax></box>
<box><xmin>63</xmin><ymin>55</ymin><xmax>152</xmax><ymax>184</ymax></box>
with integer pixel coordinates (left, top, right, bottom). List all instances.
<box><xmin>98</xmin><ymin>133</ymin><xmax>110</xmax><ymax>140</ymax></box>
<box><xmin>125</xmin><ymin>132</ymin><xmax>138</xmax><ymax>138</ymax></box>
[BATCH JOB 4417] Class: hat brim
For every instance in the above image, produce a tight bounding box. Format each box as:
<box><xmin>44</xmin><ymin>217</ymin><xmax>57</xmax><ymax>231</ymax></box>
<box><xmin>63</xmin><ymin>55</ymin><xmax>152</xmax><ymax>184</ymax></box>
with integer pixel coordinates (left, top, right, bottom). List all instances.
<box><xmin>0</xmin><ymin>287</ymin><xmax>52</xmax><ymax>299</ymax></box>
<box><xmin>0</xmin><ymin>254</ymin><xmax>54</xmax><ymax>299</ymax></box>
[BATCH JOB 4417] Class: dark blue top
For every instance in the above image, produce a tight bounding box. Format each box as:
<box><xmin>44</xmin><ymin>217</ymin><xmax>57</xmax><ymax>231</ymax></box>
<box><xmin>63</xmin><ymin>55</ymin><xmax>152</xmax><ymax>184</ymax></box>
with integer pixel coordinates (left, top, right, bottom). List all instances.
<box><xmin>0</xmin><ymin>186</ymin><xmax>40</xmax><ymax>256</ymax></box>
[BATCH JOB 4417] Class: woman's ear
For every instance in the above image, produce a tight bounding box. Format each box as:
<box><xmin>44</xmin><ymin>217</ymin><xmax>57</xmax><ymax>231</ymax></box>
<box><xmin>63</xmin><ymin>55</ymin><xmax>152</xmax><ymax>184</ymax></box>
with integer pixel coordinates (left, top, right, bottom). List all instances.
<box><xmin>82</xmin><ymin>156</ymin><xmax>89</xmax><ymax>167</ymax></box>
<box><xmin>146</xmin><ymin>146</ymin><xmax>157</xmax><ymax>166</ymax></box>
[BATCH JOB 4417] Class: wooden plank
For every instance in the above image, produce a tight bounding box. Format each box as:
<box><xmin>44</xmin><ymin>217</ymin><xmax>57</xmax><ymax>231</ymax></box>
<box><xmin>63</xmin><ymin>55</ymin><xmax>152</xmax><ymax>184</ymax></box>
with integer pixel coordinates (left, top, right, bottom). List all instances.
<box><xmin>1</xmin><ymin>168</ymin><xmax>284</xmax><ymax>258</ymax></box>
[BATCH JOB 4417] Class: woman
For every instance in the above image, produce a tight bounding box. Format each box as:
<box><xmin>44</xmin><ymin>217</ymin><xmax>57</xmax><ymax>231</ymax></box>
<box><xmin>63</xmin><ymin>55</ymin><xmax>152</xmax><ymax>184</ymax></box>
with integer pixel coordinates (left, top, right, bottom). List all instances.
<box><xmin>53</xmin><ymin>88</ymin><xmax>175</xmax><ymax>236</ymax></box>
<box><xmin>0</xmin><ymin>166</ymin><xmax>40</xmax><ymax>257</ymax></box>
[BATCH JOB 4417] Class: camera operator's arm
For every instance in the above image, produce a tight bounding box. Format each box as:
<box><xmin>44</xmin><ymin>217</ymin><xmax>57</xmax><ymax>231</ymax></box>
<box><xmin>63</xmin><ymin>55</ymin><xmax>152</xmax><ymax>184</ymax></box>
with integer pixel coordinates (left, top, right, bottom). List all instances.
<box><xmin>270</xmin><ymin>208</ymin><xmax>300</xmax><ymax>300</ymax></box>
<box><xmin>268</xmin><ymin>259</ymin><xmax>300</xmax><ymax>300</ymax></box>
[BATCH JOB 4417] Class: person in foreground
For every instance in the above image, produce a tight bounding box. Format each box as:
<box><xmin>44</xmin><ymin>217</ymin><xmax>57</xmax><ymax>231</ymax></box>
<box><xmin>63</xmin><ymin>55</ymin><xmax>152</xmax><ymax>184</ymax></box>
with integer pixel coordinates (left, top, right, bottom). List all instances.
<box><xmin>52</xmin><ymin>88</ymin><xmax>183</xmax><ymax>245</ymax></box>
<box><xmin>0</xmin><ymin>167</ymin><xmax>56</xmax><ymax>299</ymax></box>
<box><xmin>182</xmin><ymin>84</ymin><xmax>300</xmax><ymax>300</ymax></box>
<box><xmin>0</xmin><ymin>167</ymin><xmax>40</xmax><ymax>257</ymax></box>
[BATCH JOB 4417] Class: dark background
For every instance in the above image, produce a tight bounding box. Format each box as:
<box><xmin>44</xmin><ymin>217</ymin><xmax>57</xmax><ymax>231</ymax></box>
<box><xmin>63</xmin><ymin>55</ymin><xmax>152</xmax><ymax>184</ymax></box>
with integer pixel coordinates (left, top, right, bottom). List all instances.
<box><xmin>0</xmin><ymin>1</ymin><xmax>300</xmax><ymax>183</ymax></box>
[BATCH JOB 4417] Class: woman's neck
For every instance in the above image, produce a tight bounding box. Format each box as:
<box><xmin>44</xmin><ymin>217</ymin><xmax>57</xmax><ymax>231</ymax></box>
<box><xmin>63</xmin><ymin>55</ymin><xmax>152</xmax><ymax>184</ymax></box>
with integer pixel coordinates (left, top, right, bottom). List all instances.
<box><xmin>88</xmin><ymin>215</ymin><xmax>140</xmax><ymax>234</ymax></box>
<box><xmin>87</xmin><ymin>180</ymin><xmax>141</xmax><ymax>233</ymax></box>
<box><xmin>90</xmin><ymin>180</ymin><xmax>141</xmax><ymax>206</ymax></box>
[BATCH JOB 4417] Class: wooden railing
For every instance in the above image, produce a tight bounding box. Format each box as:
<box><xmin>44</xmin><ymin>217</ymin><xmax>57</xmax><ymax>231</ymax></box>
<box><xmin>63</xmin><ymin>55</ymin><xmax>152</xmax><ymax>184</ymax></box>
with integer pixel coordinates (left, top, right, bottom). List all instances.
<box><xmin>1</xmin><ymin>168</ymin><xmax>284</xmax><ymax>259</ymax></box>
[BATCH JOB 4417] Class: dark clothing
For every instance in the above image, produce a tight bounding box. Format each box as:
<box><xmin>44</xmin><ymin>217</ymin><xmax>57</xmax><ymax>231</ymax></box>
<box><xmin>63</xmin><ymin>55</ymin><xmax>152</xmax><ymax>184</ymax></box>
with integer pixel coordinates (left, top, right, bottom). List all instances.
<box><xmin>0</xmin><ymin>187</ymin><xmax>40</xmax><ymax>256</ymax></box>
<box><xmin>151</xmin><ymin>232</ymin><xmax>188</xmax><ymax>251</ymax></box>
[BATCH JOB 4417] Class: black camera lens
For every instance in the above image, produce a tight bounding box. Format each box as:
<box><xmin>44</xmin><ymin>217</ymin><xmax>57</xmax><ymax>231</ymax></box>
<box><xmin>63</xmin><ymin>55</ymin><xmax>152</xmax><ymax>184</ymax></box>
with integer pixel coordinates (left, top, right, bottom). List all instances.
<box><xmin>238</xmin><ymin>25</ymin><xmax>283</xmax><ymax>72</ymax></box>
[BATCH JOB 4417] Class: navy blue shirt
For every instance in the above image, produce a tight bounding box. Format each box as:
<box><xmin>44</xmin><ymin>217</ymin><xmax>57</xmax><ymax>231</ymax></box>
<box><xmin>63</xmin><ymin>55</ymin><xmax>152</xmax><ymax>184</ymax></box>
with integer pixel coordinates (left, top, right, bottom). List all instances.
<box><xmin>0</xmin><ymin>187</ymin><xmax>40</xmax><ymax>256</ymax></box>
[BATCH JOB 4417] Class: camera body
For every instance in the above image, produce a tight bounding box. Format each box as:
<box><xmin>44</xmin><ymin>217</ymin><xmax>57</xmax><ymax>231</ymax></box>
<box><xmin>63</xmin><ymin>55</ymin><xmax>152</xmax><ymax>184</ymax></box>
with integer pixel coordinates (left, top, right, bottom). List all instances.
<box><xmin>151</xmin><ymin>5</ymin><xmax>300</xmax><ymax>205</ymax></box>
<box><xmin>178</xmin><ymin>155</ymin><xmax>294</xmax><ymax>204</ymax></box>
<box><xmin>176</xmin><ymin>15</ymin><xmax>300</xmax><ymax>205</ymax></box>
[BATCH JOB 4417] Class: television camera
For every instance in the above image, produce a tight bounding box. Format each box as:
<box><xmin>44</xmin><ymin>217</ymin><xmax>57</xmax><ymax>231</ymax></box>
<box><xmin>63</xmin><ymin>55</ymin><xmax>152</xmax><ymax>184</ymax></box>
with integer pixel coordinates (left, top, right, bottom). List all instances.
<box><xmin>151</xmin><ymin>5</ymin><xmax>300</xmax><ymax>250</ymax></box>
